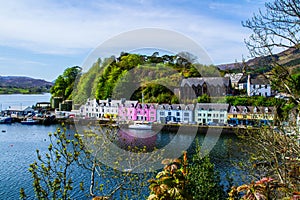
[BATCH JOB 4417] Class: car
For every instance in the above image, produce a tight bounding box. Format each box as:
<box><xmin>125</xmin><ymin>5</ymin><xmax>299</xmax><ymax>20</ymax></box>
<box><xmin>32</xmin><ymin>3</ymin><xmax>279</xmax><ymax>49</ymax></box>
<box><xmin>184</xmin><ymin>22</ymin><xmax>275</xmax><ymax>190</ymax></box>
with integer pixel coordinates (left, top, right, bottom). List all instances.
<box><xmin>207</xmin><ymin>121</ymin><xmax>217</xmax><ymax>126</ymax></box>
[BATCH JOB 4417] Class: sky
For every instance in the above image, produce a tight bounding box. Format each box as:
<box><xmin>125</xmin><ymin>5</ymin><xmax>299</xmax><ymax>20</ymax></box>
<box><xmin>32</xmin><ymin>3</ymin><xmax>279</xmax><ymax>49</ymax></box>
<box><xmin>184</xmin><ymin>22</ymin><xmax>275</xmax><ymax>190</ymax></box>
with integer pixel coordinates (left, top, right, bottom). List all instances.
<box><xmin>0</xmin><ymin>0</ymin><xmax>268</xmax><ymax>81</ymax></box>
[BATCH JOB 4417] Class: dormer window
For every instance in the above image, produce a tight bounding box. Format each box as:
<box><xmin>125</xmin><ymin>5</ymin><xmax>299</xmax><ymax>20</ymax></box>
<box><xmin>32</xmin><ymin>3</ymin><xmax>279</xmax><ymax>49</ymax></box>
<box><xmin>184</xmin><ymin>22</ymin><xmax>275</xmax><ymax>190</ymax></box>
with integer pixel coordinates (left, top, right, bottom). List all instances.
<box><xmin>244</xmin><ymin>107</ymin><xmax>248</xmax><ymax>113</ymax></box>
<box><xmin>253</xmin><ymin>107</ymin><xmax>257</xmax><ymax>113</ymax></box>
<box><xmin>233</xmin><ymin>107</ymin><xmax>236</xmax><ymax>112</ymax></box>
<box><xmin>265</xmin><ymin>107</ymin><xmax>269</xmax><ymax>113</ymax></box>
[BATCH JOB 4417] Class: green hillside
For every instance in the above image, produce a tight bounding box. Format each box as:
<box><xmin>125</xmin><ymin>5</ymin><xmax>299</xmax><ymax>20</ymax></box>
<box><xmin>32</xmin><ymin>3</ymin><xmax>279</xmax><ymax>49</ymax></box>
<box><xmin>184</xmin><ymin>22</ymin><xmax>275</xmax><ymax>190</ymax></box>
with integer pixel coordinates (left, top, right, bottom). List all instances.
<box><xmin>72</xmin><ymin>52</ymin><xmax>218</xmax><ymax>104</ymax></box>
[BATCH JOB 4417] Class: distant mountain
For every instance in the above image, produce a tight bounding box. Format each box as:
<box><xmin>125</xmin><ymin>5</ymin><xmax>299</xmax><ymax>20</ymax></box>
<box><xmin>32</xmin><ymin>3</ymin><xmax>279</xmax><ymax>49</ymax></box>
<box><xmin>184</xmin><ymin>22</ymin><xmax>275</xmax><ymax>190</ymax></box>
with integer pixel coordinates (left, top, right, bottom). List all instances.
<box><xmin>0</xmin><ymin>76</ymin><xmax>53</xmax><ymax>94</ymax></box>
<box><xmin>0</xmin><ymin>76</ymin><xmax>53</xmax><ymax>88</ymax></box>
<box><xmin>217</xmin><ymin>46</ymin><xmax>300</xmax><ymax>74</ymax></box>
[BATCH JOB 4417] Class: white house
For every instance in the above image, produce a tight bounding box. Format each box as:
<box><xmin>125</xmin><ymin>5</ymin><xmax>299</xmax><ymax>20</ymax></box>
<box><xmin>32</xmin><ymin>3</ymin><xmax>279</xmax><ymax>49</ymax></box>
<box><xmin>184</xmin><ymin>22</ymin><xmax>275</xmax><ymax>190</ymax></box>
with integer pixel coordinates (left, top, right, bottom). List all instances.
<box><xmin>79</xmin><ymin>98</ymin><xmax>99</xmax><ymax>118</ymax></box>
<box><xmin>247</xmin><ymin>75</ymin><xmax>271</xmax><ymax>97</ymax></box>
<box><xmin>195</xmin><ymin>103</ymin><xmax>229</xmax><ymax>125</ymax></box>
<box><xmin>80</xmin><ymin>98</ymin><xmax>123</xmax><ymax>119</ymax></box>
<box><xmin>98</xmin><ymin>99</ymin><xmax>121</xmax><ymax>119</ymax></box>
<box><xmin>156</xmin><ymin>104</ymin><xmax>194</xmax><ymax>124</ymax></box>
<box><xmin>225</xmin><ymin>73</ymin><xmax>244</xmax><ymax>89</ymax></box>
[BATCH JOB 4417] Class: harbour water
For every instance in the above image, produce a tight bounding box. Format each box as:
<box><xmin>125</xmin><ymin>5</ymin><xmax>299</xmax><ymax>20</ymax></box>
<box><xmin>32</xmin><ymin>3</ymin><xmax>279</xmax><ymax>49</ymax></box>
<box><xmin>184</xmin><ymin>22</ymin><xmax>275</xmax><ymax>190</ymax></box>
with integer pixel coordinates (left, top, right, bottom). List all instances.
<box><xmin>0</xmin><ymin>94</ymin><xmax>245</xmax><ymax>199</ymax></box>
<box><xmin>0</xmin><ymin>93</ymin><xmax>51</xmax><ymax>111</ymax></box>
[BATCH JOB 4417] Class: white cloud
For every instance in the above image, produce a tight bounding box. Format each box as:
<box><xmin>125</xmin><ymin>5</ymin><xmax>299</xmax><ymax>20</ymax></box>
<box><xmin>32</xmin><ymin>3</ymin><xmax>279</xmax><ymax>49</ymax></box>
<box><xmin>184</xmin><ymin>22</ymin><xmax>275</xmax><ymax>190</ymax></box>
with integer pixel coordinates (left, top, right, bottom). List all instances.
<box><xmin>0</xmin><ymin>0</ymin><xmax>256</xmax><ymax>63</ymax></box>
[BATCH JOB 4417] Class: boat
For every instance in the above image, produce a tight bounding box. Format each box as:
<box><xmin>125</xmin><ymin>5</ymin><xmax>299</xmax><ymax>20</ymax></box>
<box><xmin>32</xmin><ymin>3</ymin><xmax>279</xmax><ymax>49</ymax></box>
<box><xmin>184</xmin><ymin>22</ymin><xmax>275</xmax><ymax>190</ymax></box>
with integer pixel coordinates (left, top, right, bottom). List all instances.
<box><xmin>128</xmin><ymin>121</ymin><xmax>152</xmax><ymax>130</ymax></box>
<box><xmin>0</xmin><ymin>116</ymin><xmax>13</xmax><ymax>124</ymax></box>
<box><xmin>21</xmin><ymin>118</ymin><xmax>39</xmax><ymax>125</ymax></box>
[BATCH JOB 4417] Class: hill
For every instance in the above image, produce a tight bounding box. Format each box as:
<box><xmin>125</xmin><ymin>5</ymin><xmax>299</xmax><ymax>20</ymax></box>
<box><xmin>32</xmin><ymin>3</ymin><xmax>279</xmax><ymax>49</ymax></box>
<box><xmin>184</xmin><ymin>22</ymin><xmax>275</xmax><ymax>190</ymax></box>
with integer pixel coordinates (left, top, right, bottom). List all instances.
<box><xmin>0</xmin><ymin>76</ymin><xmax>53</xmax><ymax>94</ymax></box>
<box><xmin>217</xmin><ymin>46</ymin><xmax>300</xmax><ymax>74</ymax></box>
<box><xmin>72</xmin><ymin>52</ymin><xmax>203</xmax><ymax>104</ymax></box>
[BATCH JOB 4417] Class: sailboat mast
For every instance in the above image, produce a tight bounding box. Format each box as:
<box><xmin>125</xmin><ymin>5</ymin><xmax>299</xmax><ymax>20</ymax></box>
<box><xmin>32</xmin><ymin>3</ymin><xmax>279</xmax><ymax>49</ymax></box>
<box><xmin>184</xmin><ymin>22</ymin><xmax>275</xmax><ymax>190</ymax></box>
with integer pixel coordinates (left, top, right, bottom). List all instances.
<box><xmin>142</xmin><ymin>92</ymin><xmax>144</xmax><ymax>121</ymax></box>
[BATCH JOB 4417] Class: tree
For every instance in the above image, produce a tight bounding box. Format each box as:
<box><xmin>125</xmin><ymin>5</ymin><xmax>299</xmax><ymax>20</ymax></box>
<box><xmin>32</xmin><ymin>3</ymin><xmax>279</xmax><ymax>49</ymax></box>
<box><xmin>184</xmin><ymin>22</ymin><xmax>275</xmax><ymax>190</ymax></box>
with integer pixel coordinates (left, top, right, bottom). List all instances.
<box><xmin>22</xmin><ymin>124</ymin><xmax>163</xmax><ymax>199</ymax></box>
<box><xmin>241</xmin><ymin>3</ymin><xmax>300</xmax><ymax>196</ymax></box>
<box><xmin>242</xmin><ymin>0</ymin><xmax>300</xmax><ymax>105</ymax></box>
<box><xmin>197</xmin><ymin>94</ymin><xmax>211</xmax><ymax>103</ymax></box>
<box><xmin>21</xmin><ymin>126</ymin><xmax>88</xmax><ymax>200</ymax></box>
<box><xmin>51</xmin><ymin>66</ymin><xmax>82</xmax><ymax>100</ymax></box>
<box><xmin>186</xmin><ymin>140</ymin><xmax>225</xmax><ymax>200</ymax></box>
<box><xmin>230</xmin><ymin>127</ymin><xmax>300</xmax><ymax>199</ymax></box>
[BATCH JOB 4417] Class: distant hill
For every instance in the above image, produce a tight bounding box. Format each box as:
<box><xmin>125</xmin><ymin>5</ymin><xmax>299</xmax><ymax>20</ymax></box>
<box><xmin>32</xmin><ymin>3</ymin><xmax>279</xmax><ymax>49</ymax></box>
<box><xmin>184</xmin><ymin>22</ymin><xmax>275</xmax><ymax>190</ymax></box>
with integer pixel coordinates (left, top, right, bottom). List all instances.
<box><xmin>217</xmin><ymin>46</ymin><xmax>300</xmax><ymax>74</ymax></box>
<box><xmin>0</xmin><ymin>76</ymin><xmax>53</xmax><ymax>94</ymax></box>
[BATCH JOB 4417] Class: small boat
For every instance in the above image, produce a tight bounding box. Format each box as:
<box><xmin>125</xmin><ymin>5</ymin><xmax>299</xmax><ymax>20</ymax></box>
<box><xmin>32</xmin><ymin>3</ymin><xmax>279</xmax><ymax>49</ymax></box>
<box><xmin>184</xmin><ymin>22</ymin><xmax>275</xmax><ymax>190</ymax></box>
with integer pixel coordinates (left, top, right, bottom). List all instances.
<box><xmin>0</xmin><ymin>116</ymin><xmax>13</xmax><ymax>124</ymax></box>
<box><xmin>21</xmin><ymin>118</ymin><xmax>39</xmax><ymax>125</ymax></box>
<box><xmin>128</xmin><ymin>121</ymin><xmax>152</xmax><ymax>130</ymax></box>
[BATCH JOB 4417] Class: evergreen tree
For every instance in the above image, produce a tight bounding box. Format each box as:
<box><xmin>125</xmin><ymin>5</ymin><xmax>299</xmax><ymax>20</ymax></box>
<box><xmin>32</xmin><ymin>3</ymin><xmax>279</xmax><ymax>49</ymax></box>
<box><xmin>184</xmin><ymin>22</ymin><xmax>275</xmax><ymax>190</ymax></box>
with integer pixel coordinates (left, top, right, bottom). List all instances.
<box><xmin>187</xmin><ymin>140</ymin><xmax>226</xmax><ymax>200</ymax></box>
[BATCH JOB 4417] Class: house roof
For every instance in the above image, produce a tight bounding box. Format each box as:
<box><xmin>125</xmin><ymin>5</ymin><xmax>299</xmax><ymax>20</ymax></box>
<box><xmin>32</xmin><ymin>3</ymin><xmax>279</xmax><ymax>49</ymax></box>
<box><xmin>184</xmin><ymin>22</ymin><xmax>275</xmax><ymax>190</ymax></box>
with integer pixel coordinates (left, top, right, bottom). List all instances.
<box><xmin>6</xmin><ymin>105</ymin><xmax>33</xmax><ymax>112</ymax></box>
<box><xmin>224</xmin><ymin>73</ymin><xmax>244</xmax><ymax>83</ymax></box>
<box><xmin>250</xmin><ymin>76</ymin><xmax>269</xmax><ymax>85</ymax></box>
<box><xmin>196</xmin><ymin>103</ymin><xmax>229</xmax><ymax>111</ymax></box>
<box><xmin>157</xmin><ymin>104</ymin><xmax>195</xmax><ymax>111</ymax></box>
<box><xmin>229</xmin><ymin>105</ymin><xmax>275</xmax><ymax>114</ymax></box>
<box><xmin>181</xmin><ymin>77</ymin><xmax>230</xmax><ymax>88</ymax></box>
<box><xmin>238</xmin><ymin>74</ymin><xmax>270</xmax><ymax>85</ymax></box>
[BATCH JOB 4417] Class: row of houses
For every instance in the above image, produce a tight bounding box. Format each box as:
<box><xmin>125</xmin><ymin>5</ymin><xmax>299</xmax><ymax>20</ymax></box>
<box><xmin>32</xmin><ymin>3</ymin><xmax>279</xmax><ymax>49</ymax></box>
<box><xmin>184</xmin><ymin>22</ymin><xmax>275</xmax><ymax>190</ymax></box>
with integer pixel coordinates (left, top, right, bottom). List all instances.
<box><xmin>176</xmin><ymin>74</ymin><xmax>272</xmax><ymax>102</ymax></box>
<box><xmin>79</xmin><ymin>98</ymin><xmax>275</xmax><ymax>126</ymax></box>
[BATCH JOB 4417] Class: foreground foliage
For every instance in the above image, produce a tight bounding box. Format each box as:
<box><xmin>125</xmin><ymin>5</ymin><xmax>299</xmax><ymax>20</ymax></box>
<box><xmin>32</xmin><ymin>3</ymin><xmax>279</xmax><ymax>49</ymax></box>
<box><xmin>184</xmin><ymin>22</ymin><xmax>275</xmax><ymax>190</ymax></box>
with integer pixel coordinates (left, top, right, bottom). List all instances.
<box><xmin>147</xmin><ymin>140</ymin><xmax>225</xmax><ymax>200</ymax></box>
<box><xmin>230</xmin><ymin>127</ymin><xmax>300</xmax><ymax>200</ymax></box>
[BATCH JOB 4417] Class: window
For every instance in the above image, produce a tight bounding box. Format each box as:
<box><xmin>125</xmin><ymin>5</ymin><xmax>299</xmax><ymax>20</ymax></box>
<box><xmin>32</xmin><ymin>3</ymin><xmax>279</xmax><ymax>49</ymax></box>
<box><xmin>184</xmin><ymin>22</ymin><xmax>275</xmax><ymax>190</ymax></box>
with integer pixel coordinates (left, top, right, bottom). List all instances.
<box><xmin>176</xmin><ymin>112</ymin><xmax>180</xmax><ymax>116</ymax></box>
<box><xmin>198</xmin><ymin>113</ymin><xmax>202</xmax><ymax>117</ymax></box>
<box><xmin>168</xmin><ymin>112</ymin><xmax>171</xmax><ymax>116</ymax></box>
<box><xmin>207</xmin><ymin>113</ymin><xmax>211</xmax><ymax>117</ymax></box>
<box><xmin>184</xmin><ymin>112</ymin><xmax>189</xmax><ymax>117</ymax></box>
<box><xmin>160</xmin><ymin>112</ymin><xmax>164</xmax><ymax>116</ymax></box>
<box><xmin>220</xmin><ymin>114</ymin><xmax>224</xmax><ymax>118</ymax></box>
<box><xmin>265</xmin><ymin>85</ymin><xmax>268</xmax><ymax>89</ymax></box>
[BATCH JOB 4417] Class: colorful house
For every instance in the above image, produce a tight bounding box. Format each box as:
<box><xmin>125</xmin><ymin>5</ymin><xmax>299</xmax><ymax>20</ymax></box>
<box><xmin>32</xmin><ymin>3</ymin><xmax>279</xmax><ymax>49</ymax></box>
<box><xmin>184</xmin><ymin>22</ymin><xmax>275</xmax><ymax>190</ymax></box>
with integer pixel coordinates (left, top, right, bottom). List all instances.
<box><xmin>195</xmin><ymin>103</ymin><xmax>229</xmax><ymax>125</ymax></box>
<box><xmin>136</xmin><ymin>103</ymin><xmax>157</xmax><ymax>122</ymax></box>
<box><xmin>228</xmin><ymin>105</ymin><xmax>275</xmax><ymax>126</ymax></box>
<box><xmin>156</xmin><ymin>104</ymin><xmax>194</xmax><ymax>124</ymax></box>
<box><xmin>118</xmin><ymin>100</ymin><xmax>138</xmax><ymax>122</ymax></box>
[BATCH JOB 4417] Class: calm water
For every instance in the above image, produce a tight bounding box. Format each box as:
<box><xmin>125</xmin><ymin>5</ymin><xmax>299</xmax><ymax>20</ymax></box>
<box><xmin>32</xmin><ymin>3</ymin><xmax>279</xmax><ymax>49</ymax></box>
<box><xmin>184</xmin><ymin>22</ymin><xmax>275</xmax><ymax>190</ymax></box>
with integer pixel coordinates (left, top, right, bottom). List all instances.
<box><xmin>0</xmin><ymin>94</ymin><xmax>245</xmax><ymax>199</ymax></box>
<box><xmin>0</xmin><ymin>93</ymin><xmax>51</xmax><ymax>111</ymax></box>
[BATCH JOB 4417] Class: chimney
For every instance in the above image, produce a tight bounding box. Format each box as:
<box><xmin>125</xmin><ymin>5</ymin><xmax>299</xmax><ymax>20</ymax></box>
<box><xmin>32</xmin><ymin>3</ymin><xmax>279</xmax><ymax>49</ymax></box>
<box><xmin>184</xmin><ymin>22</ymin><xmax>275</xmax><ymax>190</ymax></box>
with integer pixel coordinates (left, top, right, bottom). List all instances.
<box><xmin>247</xmin><ymin>74</ymin><xmax>251</xmax><ymax>96</ymax></box>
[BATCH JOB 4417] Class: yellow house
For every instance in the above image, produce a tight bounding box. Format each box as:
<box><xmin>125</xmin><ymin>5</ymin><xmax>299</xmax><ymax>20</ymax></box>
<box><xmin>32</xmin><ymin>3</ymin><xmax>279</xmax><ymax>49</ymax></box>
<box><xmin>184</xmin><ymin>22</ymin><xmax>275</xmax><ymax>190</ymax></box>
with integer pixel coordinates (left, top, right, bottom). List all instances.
<box><xmin>228</xmin><ymin>106</ymin><xmax>275</xmax><ymax>126</ymax></box>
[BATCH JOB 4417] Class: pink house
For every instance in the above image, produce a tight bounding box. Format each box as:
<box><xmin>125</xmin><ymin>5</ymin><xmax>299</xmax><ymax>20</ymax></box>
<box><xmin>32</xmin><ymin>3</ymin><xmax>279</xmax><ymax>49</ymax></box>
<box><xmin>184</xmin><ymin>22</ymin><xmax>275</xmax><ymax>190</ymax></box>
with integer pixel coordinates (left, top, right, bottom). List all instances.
<box><xmin>118</xmin><ymin>101</ymin><xmax>157</xmax><ymax>122</ymax></box>
<box><xmin>136</xmin><ymin>103</ymin><xmax>157</xmax><ymax>122</ymax></box>
<box><xmin>118</xmin><ymin>100</ymin><xmax>138</xmax><ymax>122</ymax></box>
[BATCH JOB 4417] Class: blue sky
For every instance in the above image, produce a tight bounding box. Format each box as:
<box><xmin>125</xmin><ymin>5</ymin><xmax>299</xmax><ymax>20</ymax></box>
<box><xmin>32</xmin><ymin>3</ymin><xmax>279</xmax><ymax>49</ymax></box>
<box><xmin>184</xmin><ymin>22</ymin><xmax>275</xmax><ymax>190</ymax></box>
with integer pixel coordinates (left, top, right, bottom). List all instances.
<box><xmin>0</xmin><ymin>0</ymin><xmax>267</xmax><ymax>81</ymax></box>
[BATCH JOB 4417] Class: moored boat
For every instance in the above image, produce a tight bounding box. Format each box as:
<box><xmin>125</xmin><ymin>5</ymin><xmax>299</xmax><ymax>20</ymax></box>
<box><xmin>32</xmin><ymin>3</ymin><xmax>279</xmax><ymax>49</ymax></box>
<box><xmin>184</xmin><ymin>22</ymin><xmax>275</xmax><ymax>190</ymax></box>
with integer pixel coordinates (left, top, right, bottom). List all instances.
<box><xmin>128</xmin><ymin>121</ymin><xmax>152</xmax><ymax>130</ymax></box>
<box><xmin>21</xmin><ymin>118</ymin><xmax>39</xmax><ymax>125</ymax></box>
<box><xmin>0</xmin><ymin>116</ymin><xmax>13</xmax><ymax>124</ymax></box>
